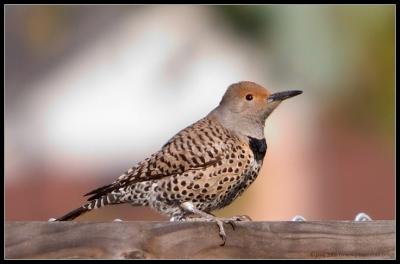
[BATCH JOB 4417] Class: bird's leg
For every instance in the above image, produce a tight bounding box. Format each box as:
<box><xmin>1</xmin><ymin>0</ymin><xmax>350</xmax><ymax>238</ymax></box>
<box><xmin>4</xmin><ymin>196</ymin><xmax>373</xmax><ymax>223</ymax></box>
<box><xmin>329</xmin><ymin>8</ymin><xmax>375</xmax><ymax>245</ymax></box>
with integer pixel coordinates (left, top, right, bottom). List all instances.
<box><xmin>180</xmin><ymin>202</ymin><xmax>228</xmax><ymax>245</ymax></box>
<box><xmin>180</xmin><ymin>202</ymin><xmax>252</xmax><ymax>246</ymax></box>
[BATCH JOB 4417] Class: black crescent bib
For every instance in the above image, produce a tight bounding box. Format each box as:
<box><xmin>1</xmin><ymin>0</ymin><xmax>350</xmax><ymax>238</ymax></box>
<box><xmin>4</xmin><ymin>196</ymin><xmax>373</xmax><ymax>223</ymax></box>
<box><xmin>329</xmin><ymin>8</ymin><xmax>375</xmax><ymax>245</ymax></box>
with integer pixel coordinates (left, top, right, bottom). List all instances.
<box><xmin>248</xmin><ymin>136</ymin><xmax>267</xmax><ymax>163</ymax></box>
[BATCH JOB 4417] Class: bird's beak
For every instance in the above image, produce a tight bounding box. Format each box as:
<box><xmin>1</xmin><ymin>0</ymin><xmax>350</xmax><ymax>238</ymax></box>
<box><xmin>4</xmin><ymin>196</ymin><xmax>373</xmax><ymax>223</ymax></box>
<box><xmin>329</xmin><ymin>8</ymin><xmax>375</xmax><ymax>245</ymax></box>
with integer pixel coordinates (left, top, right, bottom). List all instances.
<box><xmin>267</xmin><ymin>90</ymin><xmax>303</xmax><ymax>103</ymax></box>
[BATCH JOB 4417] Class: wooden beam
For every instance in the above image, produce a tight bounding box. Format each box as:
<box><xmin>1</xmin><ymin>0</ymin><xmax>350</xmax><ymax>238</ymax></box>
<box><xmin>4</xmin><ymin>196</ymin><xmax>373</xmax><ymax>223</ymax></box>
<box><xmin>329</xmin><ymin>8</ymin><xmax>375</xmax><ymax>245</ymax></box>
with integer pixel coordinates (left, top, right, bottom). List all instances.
<box><xmin>5</xmin><ymin>220</ymin><xmax>394</xmax><ymax>259</ymax></box>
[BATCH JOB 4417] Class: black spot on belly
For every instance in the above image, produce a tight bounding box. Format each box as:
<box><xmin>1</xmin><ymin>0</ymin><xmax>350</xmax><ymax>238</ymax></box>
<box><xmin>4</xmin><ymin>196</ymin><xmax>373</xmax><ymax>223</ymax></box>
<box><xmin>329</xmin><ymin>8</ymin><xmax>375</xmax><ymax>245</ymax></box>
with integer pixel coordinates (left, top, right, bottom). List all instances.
<box><xmin>248</xmin><ymin>136</ymin><xmax>267</xmax><ymax>163</ymax></box>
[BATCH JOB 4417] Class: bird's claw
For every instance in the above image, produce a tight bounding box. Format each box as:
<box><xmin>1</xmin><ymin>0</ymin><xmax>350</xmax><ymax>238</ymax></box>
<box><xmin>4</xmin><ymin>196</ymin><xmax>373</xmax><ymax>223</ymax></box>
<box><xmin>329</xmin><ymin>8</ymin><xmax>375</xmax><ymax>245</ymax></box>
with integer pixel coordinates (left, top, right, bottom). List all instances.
<box><xmin>180</xmin><ymin>202</ymin><xmax>252</xmax><ymax>246</ymax></box>
<box><xmin>216</xmin><ymin>215</ymin><xmax>252</xmax><ymax>246</ymax></box>
<box><xmin>227</xmin><ymin>220</ymin><xmax>236</xmax><ymax>230</ymax></box>
<box><xmin>228</xmin><ymin>215</ymin><xmax>252</xmax><ymax>222</ymax></box>
<box><xmin>215</xmin><ymin>219</ymin><xmax>227</xmax><ymax>246</ymax></box>
<box><xmin>221</xmin><ymin>214</ymin><xmax>251</xmax><ymax>231</ymax></box>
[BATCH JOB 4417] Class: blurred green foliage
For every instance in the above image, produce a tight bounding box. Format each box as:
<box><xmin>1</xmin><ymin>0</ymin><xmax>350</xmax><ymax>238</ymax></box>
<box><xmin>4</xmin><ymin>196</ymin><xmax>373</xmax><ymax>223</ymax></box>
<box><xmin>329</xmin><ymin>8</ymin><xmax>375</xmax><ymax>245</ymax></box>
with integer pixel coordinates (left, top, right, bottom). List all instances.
<box><xmin>216</xmin><ymin>5</ymin><xmax>394</xmax><ymax>142</ymax></box>
<box><xmin>215</xmin><ymin>6</ymin><xmax>274</xmax><ymax>45</ymax></box>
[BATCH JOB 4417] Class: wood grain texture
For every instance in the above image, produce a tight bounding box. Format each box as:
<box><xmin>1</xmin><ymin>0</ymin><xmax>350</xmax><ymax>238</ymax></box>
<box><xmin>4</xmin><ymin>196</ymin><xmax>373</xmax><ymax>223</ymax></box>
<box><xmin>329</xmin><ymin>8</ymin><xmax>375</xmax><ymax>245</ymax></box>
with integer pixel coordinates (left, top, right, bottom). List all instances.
<box><xmin>5</xmin><ymin>221</ymin><xmax>395</xmax><ymax>259</ymax></box>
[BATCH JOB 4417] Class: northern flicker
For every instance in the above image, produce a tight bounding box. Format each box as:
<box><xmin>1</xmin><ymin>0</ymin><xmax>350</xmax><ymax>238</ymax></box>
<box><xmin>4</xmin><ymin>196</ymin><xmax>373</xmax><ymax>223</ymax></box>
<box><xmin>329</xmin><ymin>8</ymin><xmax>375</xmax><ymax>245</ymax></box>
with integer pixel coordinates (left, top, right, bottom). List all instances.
<box><xmin>56</xmin><ymin>81</ymin><xmax>302</xmax><ymax>245</ymax></box>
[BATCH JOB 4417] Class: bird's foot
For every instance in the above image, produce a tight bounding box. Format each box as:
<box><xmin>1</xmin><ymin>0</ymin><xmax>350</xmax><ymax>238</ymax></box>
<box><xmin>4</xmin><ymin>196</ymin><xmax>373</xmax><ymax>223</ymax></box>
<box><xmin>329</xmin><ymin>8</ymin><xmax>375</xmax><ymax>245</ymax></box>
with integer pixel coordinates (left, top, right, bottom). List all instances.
<box><xmin>180</xmin><ymin>202</ymin><xmax>252</xmax><ymax>246</ymax></box>
<box><xmin>216</xmin><ymin>215</ymin><xmax>252</xmax><ymax>231</ymax></box>
<box><xmin>181</xmin><ymin>214</ymin><xmax>232</xmax><ymax>246</ymax></box>
<box><xmin>222</xmin><ymin>214</ymin><xmax>252</xmax><ymax>222</ymax></box>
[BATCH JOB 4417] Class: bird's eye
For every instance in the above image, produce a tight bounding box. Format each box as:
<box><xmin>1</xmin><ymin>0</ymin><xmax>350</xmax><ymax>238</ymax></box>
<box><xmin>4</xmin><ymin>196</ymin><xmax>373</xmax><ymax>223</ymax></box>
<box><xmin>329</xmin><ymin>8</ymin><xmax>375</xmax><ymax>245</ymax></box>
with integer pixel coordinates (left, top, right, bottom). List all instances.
<box><xmin>246</xmin><ymin>94</ymin><xmax>253</xmax><ymax>101</ymax></box>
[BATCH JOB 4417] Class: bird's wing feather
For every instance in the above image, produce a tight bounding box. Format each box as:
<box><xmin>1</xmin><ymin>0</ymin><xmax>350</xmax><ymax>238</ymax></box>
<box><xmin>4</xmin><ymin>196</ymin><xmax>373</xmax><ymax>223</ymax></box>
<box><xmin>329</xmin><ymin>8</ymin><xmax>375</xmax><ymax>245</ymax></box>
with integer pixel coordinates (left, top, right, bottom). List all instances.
<box><xmin>85</xmin><ymin>118</ymin><xmax>233</xmax><ymax>200</ymax></box>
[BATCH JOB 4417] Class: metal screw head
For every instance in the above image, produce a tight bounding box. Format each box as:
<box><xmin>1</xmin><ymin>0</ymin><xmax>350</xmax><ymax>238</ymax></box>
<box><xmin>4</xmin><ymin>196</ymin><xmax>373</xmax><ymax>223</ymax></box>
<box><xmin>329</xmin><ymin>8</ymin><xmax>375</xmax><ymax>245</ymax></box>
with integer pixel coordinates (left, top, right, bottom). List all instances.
<box><xmin>291</xmin><ymin>215</ymin><xmax>306</xmax><ymax>221</ymax></box>
<box><xmin>354</xmin><ymin>212</ymin><xmax>372</xmax><ymax>221</ymax></box>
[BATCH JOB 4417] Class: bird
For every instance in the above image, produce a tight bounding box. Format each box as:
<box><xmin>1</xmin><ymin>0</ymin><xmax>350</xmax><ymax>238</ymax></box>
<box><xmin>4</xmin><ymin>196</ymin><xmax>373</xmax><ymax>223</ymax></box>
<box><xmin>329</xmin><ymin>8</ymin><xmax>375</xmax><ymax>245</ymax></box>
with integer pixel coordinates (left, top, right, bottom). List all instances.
<box><xmin>56</xmin><ymin>81</ymin><xmax>302</xmax><ymax>246</ymax></box>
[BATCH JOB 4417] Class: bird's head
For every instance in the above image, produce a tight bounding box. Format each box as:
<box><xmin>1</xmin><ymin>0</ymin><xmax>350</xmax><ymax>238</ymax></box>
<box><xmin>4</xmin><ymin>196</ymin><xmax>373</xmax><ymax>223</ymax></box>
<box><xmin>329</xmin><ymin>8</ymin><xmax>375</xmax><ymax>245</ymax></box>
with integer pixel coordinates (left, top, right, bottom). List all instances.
<box><xmin>210</xmin><ymin>81</ymin><xmax>302</xmax><ymax>138</ymax></box>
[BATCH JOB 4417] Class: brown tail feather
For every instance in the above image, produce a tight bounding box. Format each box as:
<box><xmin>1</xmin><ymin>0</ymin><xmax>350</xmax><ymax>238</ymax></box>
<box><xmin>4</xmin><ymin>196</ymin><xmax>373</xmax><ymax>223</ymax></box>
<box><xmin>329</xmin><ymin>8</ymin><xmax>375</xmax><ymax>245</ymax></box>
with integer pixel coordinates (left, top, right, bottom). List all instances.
<box><xmin>56</xmin><ymin>193</ymin><xmax>123</xmax><ymax>221</ymax></box>
<box><xmin>84</xmin><ymin>183</ymin><xmax>115</xmax><ymax>200</ymax></box>
<box><xmin>56</xmin><ymin>206</ymin><xmax>89</xmax><ymax>221</ymax></box>
<box><xmin>84</xmin><ymin>183</ymin><xmax>122</xmax><ymax>201</ymax></box>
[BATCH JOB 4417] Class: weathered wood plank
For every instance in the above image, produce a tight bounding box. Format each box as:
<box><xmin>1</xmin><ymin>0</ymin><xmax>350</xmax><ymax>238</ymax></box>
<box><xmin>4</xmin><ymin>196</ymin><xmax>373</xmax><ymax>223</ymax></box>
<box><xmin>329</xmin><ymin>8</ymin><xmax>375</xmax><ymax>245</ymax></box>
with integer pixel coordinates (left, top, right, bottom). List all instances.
<box><xmin>5</xmin><ymin>221</ymin><xmax>395</xmax><ymax>259</ymax></box>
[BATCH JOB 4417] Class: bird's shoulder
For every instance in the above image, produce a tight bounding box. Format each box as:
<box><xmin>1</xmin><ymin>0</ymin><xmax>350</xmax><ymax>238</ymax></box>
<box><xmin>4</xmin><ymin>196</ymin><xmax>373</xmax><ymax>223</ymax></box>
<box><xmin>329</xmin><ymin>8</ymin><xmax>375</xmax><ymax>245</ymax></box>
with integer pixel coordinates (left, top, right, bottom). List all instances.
<box><xmin>116</xmin><ymin>117</ymin><xmax>239</xmax><ymax>184</ymax></box>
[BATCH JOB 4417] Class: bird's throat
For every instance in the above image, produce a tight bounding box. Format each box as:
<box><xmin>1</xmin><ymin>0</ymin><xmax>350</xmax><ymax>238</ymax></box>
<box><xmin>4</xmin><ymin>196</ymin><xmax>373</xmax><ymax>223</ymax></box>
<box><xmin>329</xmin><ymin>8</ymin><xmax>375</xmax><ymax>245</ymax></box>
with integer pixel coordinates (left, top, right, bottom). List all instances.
<box><xmin>247</xmin><ymin>136</ymin><xmax>267</xmax><ymax>163</ymax></box>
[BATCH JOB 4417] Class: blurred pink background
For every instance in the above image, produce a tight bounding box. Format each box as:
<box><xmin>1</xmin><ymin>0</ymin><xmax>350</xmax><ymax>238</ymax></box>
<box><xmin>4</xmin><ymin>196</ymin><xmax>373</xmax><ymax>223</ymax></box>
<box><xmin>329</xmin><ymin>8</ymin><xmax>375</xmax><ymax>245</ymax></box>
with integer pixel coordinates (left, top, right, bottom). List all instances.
<box><xmin>5</xmin><ymin>5</ymin><xmax>394</xmax><ymax>221</ymax></box>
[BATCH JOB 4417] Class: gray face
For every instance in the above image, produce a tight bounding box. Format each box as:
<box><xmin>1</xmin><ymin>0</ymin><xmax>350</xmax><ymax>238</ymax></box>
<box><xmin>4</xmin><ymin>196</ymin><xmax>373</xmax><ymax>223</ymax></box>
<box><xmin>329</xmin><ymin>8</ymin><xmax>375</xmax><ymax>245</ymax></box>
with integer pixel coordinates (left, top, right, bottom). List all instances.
<box><xmin>210</xmin><ymin>81</ymin><xmax>303</xmax><ymax>139</ymax></box>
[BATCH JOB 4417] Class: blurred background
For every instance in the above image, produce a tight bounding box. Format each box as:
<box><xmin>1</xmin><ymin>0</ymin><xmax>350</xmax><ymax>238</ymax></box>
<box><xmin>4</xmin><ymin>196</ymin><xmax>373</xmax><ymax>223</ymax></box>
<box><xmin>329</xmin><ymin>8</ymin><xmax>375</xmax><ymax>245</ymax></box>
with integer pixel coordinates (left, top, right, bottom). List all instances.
<box><xmin>5</xmin><ymin>5</ymin><xmax>394</xmax><ymax>221</ymax></box>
